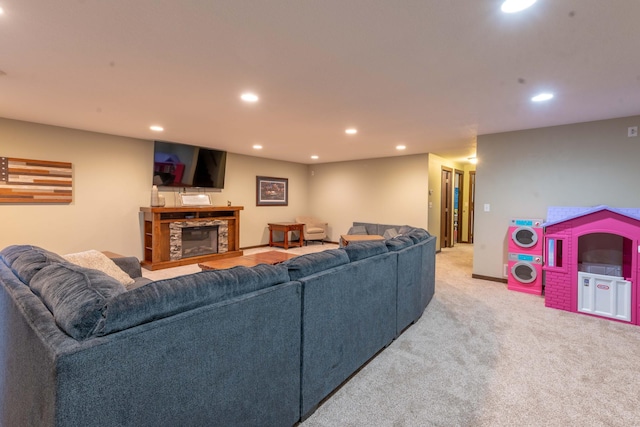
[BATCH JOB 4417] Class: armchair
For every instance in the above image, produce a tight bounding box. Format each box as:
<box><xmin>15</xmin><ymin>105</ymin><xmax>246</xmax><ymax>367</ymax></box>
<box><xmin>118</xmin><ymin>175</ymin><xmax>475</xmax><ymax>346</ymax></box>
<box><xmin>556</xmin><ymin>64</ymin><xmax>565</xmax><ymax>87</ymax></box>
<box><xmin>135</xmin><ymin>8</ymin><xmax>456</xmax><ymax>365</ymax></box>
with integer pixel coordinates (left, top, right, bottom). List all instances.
<box><xmin>295</xmin><ymin>216</ymin><xmax>328</xmax><ymax>245</ymax></box>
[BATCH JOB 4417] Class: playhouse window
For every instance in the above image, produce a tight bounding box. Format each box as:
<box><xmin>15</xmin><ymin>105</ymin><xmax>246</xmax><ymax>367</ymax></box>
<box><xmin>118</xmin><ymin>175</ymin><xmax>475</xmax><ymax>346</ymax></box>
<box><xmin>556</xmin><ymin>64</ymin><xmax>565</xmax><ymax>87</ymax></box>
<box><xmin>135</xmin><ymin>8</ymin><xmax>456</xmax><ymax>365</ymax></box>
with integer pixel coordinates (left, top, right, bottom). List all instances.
<box><xmin>577</xmin><ymin>233</ymin><xmax>630</xmax><ymax>278</ymax></box>
<box><xmin>547</xmin><ymin>238</ymin><xmax>563</xmax><ymax>268</ymax></box>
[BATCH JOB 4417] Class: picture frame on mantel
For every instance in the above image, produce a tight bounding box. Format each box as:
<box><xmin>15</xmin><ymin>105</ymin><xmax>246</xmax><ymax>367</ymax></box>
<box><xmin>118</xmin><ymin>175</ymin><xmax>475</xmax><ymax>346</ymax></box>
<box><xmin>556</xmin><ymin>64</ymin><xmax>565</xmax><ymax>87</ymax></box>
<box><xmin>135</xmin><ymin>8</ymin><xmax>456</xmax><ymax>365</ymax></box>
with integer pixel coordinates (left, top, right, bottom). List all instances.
<box><xmin>256</xmin><ymin>176</ymin><xmax>288</xmax><ymax>206</ymax></box>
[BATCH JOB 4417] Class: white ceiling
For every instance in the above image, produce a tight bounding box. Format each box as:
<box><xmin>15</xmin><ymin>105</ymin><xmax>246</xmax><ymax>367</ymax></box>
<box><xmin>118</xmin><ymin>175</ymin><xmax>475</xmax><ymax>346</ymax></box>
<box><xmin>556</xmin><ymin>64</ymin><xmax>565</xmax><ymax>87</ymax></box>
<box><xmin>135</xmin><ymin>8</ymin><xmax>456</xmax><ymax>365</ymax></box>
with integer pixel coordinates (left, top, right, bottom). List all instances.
<box><xmin>2</xmin><ymin>1</ymin><xmax>640</xmax><ymax>164</ymax></box>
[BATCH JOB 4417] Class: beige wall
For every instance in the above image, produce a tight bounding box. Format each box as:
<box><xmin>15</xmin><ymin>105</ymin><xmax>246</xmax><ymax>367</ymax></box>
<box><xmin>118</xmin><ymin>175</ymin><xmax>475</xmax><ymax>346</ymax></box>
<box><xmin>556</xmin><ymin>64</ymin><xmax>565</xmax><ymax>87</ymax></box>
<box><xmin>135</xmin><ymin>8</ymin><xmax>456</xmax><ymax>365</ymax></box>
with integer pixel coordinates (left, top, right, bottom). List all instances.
<box><xmin>208</xmin><ymin>154</ymin><xmax>309</xmax><ymax>248</ymax></box>
<box><xmin>1</xmin><ymin>118</ymin><xmax>151</xmax><ymax>257</ymax></box>
<box><xmin>0</xmin><ymin>118</ymin><xmax>309</xmax><ymax>256</ymax></box>
<box><xmin>474</xmin><ymin>115</ymin><xmax>640</xmax><ymax>279</ymax></box>
<box><xmin>307</xmin><ymin>155</ymin><xmax>430</xmax><ymax>241</ymax></box>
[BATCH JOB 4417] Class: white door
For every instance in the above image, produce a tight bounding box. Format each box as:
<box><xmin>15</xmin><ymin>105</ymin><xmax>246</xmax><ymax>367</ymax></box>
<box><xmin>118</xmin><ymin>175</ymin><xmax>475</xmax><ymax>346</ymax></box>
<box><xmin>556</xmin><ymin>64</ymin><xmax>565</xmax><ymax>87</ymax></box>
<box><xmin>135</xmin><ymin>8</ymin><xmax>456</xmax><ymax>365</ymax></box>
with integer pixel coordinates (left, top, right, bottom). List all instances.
<box><xmin>577</xmin><ymin>272</ymin><xmax>631</xmax><ymax>322</ymax></box>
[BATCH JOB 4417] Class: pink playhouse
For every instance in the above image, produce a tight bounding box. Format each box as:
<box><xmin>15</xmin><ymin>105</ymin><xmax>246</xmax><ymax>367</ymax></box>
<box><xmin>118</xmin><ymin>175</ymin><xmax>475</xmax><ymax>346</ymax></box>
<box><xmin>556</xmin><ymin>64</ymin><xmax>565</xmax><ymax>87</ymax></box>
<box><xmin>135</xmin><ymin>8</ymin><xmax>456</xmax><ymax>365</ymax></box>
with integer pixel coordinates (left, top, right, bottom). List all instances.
<box><xmin>543</xmin><ymin>206</ymin><xmax>640</xmax><ymax>325</ymax></box>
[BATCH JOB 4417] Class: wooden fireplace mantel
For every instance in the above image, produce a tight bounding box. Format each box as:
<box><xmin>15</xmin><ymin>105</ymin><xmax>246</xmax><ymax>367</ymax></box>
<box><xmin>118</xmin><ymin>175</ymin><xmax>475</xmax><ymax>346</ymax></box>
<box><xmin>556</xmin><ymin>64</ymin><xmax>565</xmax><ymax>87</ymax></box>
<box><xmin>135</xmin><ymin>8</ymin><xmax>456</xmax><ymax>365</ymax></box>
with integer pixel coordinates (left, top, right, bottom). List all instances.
<box><xmin>140</xmin><ymin>206</ymin><xmax>244</xmax><ymax>270</ymax></box>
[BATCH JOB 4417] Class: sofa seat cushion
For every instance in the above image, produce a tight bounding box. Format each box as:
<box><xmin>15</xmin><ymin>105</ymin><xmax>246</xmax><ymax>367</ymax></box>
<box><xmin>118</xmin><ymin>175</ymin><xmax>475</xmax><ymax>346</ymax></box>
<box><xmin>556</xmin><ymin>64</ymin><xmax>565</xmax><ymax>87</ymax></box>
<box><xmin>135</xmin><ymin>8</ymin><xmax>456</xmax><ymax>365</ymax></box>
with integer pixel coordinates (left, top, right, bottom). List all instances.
<box><xmin>0</xmin><ymin>245</ymin><xmax>67</xmax><ymax>284</ymax></box>
<box><xmin>30</xmin><ymin>263</ymin><xmax>127</xmax><ymax>340</ymax></box>
<box><xmin>63</xmin><ymin>250</ymin><xmax>135</xmax><ymax>286</ymax></box>
<box><xmin>96</xmin><ymin>263</ymin><xmax>290</xmax><ymax>336</ymax></box>
<box><xmin>385</xmin><ymin>235</ymin><xmax>414</xmax><ymax>251</ymax></box>
<box><xmin>284</xmin><ymin>249</ymin><xmax>349</xmax><ymax>280</ymax></box>
<box><xmin>343</xmin><ymin>241</ymin><xmax>389</xmax><ymax>262</ymax></box>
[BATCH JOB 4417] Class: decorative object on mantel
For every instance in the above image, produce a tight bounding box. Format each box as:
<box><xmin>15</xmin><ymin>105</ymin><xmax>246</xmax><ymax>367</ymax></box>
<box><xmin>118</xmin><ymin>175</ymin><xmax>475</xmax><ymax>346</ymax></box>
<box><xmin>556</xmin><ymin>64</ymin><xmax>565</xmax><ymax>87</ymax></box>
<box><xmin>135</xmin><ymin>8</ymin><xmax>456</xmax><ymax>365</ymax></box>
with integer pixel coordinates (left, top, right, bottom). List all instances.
<box><xmin>0</xmin><ymin>156</ymin><xmax>73</xmax><ymax>203</ymax></box>
<box><xmin>179</xmin><ymin>192</ymin><xmax>212</xmax><ymax>207</ymax></box>
<box><xmin>150</xmin><ymin>185</ymin><xmax>166</xmax><ymax>207</ymax></box>
<box><xmin>256</xmin><ymin>176</ymin><xmax>288</xmax><ymax>206</ymax></box>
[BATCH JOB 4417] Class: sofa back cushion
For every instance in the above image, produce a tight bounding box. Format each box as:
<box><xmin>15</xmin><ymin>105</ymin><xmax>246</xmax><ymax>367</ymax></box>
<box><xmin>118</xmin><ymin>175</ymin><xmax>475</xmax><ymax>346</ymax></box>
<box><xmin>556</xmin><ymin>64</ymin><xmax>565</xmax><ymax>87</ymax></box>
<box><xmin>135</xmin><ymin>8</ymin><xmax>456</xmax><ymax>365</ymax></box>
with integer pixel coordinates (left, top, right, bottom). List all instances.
<box><xmin>283</xmin><ymin>249</ymin><xmax>349</xmax><ymax>280</ymax></box>
<box><xmin>385</xmin><ymin>235</ymin><xmax>414</xmax><ymax>251</ymax></box>
<box><xmin>97</xmin><ymin>263</ymin><xmax>290</xmax><ymax>336</ymax></box>
<box><xmin>0</xmin><ymin>245</ymin><xmax>66</xmax><ymax>284</ymax></box>
<box><xmin>30</xmin><ymin>263</ymin><xmax>127</xmax><ymax>340</ymax></box>
<box><xmin>343</xmin><ymin>241</ymin><xmax>389</xmax><ymax>262</ymax></box>
<box><xmin>405</xmin><ymin>228</ymin><xmax>431</xmax><ymax>242</ymax></box>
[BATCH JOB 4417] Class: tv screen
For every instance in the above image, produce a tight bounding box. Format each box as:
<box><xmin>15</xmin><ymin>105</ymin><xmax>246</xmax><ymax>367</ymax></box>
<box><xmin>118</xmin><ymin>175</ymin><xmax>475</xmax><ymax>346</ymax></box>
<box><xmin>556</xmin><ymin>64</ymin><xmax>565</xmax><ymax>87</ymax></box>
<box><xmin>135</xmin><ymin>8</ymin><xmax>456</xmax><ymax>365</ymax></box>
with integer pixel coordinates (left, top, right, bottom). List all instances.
<box><xmin>153</xmin><ymin>141</ymin><xmax>227</xmax><ymax>190</ymax></box>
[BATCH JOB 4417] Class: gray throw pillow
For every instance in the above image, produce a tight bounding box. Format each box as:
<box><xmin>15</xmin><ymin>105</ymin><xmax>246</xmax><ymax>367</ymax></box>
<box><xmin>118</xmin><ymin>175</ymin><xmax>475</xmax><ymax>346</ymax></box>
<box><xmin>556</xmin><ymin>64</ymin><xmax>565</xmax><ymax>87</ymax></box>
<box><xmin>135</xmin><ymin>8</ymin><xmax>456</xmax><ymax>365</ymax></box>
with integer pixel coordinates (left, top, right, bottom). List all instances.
<box><xmin>348</xmin><ymin>225</ymin><xmax>368</xmax><ymax>235</ymax></box>
<box><xmin>383</xmin><ymin>228</ymin><xmax>399</xmax><ymax>239</ymax></box>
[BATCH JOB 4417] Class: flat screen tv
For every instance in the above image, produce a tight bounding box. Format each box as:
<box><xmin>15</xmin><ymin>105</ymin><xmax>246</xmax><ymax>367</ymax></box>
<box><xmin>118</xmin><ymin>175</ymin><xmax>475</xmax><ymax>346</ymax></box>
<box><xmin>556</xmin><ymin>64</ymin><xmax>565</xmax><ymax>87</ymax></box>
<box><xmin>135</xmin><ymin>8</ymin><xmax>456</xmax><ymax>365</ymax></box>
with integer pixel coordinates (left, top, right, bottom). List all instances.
<box><xmin>153</xmin><ymin>140</ymin><xmax>227</xmax><ymax>190</ymax></box>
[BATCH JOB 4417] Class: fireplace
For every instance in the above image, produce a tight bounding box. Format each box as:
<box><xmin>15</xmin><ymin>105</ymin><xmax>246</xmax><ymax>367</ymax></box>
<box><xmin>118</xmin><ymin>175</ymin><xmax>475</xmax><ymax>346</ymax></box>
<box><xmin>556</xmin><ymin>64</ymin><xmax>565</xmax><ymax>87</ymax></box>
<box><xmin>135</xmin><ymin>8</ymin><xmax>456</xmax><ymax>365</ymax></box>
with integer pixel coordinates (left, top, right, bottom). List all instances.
<box><xmin>169</xmin><ymin>220</ymin><xmax>229</xmax><ymax>260</ymax></box>
<box><xmin>181</xmin><ymin>225</ymin><xmax>219</xmax><ymax>258</ymax></box>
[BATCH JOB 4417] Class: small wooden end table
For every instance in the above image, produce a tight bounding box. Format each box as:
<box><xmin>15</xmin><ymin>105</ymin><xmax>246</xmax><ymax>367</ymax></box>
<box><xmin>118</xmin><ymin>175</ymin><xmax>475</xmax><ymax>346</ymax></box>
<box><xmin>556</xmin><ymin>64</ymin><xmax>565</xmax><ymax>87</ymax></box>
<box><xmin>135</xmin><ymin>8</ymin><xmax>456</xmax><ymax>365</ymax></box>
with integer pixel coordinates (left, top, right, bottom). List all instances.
<box><xmin>268</xmin><ymin>222</ymin><xmax>304</xmax><ymax>249</ymax></box>
<box><xmin>340</xmin><ymin>234</ymin><xmax>385</xmax><ymax>246</ymax></box>
<box><xmin>198</xmin><ymin>251</ymin><xmax>297</xmax><ymax>270</ymax></box>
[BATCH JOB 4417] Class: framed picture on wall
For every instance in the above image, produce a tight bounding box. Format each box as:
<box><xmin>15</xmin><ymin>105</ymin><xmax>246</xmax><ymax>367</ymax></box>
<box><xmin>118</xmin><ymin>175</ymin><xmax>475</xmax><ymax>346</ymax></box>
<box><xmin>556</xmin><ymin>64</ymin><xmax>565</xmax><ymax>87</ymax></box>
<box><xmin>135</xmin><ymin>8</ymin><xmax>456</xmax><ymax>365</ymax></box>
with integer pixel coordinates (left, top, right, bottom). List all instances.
<box><xmin>256</xmin><ymin>176</ymin><xmax>288</xmax><ymax>206</ymax></box>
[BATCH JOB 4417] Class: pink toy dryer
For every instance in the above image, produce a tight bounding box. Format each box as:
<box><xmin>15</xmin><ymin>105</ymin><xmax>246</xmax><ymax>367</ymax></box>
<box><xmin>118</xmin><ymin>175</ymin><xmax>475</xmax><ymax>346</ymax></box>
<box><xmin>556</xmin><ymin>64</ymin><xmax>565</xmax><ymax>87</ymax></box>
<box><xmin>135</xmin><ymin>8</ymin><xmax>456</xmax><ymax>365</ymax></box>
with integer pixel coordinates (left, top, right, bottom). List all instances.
<box><xmin>508</xmin><ymin>252</ymin><xmax>543</xmax><ymax>295</ymax></box>
<box><xmin>508</xmin><ymin>218</ymin><xmax>544</xmax><ymax>255</ymax></box>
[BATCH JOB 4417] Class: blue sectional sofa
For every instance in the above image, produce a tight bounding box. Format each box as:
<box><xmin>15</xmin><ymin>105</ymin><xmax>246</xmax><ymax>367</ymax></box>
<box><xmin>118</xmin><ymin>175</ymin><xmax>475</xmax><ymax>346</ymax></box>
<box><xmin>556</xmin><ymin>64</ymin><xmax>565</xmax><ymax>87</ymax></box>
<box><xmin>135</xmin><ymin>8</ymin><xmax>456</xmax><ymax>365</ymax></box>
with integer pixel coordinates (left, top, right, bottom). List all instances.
<box><xmin>0</xmin><ymin>226</ymin><xmax>435</xmax><ymax>427</ymax></box>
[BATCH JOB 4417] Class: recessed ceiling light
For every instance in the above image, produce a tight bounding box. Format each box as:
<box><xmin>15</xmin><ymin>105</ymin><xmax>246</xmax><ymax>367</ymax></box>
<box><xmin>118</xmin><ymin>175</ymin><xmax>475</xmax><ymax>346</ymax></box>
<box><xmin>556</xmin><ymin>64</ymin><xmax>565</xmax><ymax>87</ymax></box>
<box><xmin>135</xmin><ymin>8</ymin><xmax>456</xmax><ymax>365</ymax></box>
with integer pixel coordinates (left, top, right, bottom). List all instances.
<box><xmin>468</xmin><ymin>156</ymin><xmax>478</xmax><ymax>164</ymax></box>
<box><xmin>253</xmin><ymin>144</ymin><xmax>263</xmax><ymax>150</ymax></box>
<box><xmin>0</xmin><ymin>7</ymin><xmax>4</xmax><ymax>15</ymax></box>
<box><xmin>241</xmin><ymin>92</ymin><xmax>259</xmax><ymax>103</ymax></box>
<box><xmin>345</xmin><ymin>128</ymin><xmax>357</xmax><ymax>135</ymax></box>
<box><xmin>531</xmin><ymin>92</ymin><xmax>554</xmax><ymax>102</ymax></box>
<box><xmin>311</xmin><ymin>155</ymin><xmax>319</xmax><ymax>160</ymax></box>
<box><xmin>150</xmin><ymin>125</ymin><xmax>164</xmax><ymax>132</ymax></box>
<box><xmin>501</xmin><ymin>0</ymin><xmax>537</xmax><ymax>13</ymax></box>
<box><xmin>396</xmin><ymin>145</ymin><xmax>406</xmax><ymax>151</ymax></box>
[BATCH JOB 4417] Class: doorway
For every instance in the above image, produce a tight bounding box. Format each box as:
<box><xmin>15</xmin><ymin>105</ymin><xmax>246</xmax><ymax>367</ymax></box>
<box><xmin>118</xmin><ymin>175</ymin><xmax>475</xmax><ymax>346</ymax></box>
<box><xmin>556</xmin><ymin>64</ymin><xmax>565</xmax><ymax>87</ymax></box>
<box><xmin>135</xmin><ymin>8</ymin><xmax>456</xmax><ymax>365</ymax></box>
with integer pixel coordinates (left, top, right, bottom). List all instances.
<box><xmin>440</xmin><ymin>167</ymin><xmax>453</xmax><ymax>248</ymax></box>
<box><xmin>454</xmin><ymin>170</ymin><xmax>464</xmax><ymax>244</ymax></box>
<box><xmin>468</xmin><ymin>171</ymin><xmax>475</xmax><ymax>243</ymax></box>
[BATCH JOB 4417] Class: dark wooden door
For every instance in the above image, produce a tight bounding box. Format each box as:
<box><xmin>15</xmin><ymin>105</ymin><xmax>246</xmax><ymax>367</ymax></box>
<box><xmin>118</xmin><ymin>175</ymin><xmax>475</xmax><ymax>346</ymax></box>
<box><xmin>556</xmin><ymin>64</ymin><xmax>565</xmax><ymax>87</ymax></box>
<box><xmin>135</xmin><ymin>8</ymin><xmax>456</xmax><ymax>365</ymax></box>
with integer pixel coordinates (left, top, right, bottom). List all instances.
<box><xmin>441</xmin><ymin>167</ymin><xmax>453</xmax><ymax>248</ymax></box>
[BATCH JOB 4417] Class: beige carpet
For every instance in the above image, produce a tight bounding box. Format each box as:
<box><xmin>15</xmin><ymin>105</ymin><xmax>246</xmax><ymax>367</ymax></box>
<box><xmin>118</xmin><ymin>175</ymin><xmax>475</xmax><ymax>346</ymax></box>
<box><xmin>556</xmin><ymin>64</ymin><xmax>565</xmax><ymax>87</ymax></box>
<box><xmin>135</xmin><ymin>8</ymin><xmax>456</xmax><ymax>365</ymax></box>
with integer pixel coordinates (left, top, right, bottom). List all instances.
<box><xmin>301</xmin><ymin>244</ymin><xmax>640</xmax><ymax>427</ymax></box>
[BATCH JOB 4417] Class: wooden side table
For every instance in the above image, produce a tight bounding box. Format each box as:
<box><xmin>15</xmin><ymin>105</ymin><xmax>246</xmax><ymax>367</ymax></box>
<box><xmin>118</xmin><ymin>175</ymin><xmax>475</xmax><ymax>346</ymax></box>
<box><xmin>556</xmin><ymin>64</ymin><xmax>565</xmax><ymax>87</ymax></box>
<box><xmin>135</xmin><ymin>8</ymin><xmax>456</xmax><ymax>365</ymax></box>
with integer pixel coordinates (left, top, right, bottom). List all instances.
<box><xmin>268</xmin><ymin>222</ymin><xmax>304</xmax><ymax>249</ymax></box>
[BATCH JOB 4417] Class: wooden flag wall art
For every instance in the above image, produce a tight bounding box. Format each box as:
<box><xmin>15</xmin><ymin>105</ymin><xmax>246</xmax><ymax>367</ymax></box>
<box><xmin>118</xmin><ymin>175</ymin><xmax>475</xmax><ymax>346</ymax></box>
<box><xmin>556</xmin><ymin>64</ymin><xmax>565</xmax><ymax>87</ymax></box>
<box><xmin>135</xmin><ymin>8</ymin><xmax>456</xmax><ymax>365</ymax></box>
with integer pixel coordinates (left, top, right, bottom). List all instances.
<box><xmin>0</xmin><ymin>157</ymin><xmax>73</xmax><ymax>203</ymax></box>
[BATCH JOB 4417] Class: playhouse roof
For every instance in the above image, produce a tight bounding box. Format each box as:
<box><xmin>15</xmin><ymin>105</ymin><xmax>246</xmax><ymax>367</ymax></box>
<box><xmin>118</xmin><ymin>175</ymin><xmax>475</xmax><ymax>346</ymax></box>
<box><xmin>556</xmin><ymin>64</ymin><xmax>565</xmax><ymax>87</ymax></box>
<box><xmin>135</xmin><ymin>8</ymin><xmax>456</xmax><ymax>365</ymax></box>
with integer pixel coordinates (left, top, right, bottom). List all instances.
<box><xmin>544</xmin><ymin>205</ymin><xmax>640</xmax><ymax>227</ymax></box>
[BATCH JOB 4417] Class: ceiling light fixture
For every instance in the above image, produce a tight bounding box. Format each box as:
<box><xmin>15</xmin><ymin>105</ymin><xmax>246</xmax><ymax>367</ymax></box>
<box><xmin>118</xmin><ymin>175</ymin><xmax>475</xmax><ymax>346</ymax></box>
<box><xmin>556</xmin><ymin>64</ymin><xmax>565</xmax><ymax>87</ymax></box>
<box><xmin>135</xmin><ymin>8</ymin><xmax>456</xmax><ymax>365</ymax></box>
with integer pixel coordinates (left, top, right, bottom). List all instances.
<box><xmin>468</xmin><ymin>156</ymin><xmax>478</xmax><ymax>164</ymax></box>
<box><xmin>253</xmin><ymin>144</ymin><xmax>263</xmax><ymax>150</ymax></box>
<box><xmin>345</xmin><ymin>128</ymin><xmax>357</xmax><ymax>135</ymax></box>
<box><xmin>241</xmin><ymin>92</ymin><xmax>259</xmax><ymax>103</ymax></box>
<box><xmin>501</xmin><ymin>0</ymin><xmax>536</xmax><ymax>13</ymax></box>
<box><xmin>0</xmin><ymin>7</ymin><xmax>4</xmax><ymax>15</ymax></box>
<box><xmin>150</xmin><ymin>125</ymin><xmax>164</xmax><ymax>132</ymax></box>
<box><xmin>396</xmin><ymin>145</ymin><xmax>406</xmax><ymax>150</ymax></box>
<box><xmin>311</xmin><ymin>155</ymin><xmax>319</xmax><ymax>160</ymax></box>
<box><xmin>531</xmin><ymin>92</ymin><xmax>554</xmax><ymax>102</ymax></box>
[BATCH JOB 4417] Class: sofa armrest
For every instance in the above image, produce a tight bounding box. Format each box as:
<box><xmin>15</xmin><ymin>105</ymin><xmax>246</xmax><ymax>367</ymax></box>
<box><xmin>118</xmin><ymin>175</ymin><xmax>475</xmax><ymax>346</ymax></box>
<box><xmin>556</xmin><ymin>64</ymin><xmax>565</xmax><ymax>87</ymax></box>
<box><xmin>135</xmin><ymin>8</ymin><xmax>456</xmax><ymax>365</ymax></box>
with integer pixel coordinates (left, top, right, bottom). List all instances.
<box><xmin>110</xmin><ymin>256</ymin><xmax>142</xmax><ymax>279</ymax></box>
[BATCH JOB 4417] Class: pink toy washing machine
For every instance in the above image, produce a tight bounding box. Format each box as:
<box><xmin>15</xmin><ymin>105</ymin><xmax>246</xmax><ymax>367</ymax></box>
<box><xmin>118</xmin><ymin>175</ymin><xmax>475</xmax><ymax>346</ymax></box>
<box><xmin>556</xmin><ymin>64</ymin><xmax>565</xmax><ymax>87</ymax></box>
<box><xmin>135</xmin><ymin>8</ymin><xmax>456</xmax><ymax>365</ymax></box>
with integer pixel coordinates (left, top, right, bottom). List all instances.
<box><xmin>508</xmin><ymin>252</ymin><xmax>543</xmax><ymax>295</ymax></box>
<box><xmin>508</xmin><ymin>218</ymin><xmax>544</xmax><ymax>255</ymax></box>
